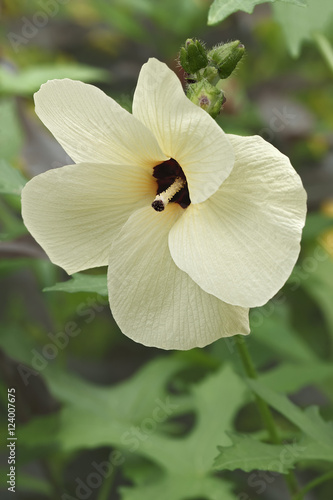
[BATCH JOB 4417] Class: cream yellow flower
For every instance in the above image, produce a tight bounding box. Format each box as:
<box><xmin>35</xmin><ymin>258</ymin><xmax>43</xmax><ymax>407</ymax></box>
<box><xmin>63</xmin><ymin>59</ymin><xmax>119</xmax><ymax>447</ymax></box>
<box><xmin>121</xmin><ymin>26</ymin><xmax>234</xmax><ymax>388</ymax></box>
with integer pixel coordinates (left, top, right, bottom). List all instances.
<box><xmin>21</xmin><ymin>58</ymin><xmax>307</xmax><ymax>350</ymax></box>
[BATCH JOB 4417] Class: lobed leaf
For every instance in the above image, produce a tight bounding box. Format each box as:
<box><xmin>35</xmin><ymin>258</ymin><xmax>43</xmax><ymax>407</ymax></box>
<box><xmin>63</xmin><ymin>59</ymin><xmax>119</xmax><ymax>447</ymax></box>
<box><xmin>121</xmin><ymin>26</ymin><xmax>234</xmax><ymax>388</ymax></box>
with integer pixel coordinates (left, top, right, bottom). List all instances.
<box><xmin>17</xmin><ymin>362</ymin><xmax>248</xmax><ymax>499</ymax></box>
<box><xmin>214</xmin><ymin>433</ymin><xmax>296</xmax><ymax>472</ymax></box>
<box><xmin>273</xmin><ymin>0</ymin><xmax>333</xmax><ymax>56</ymax></box>
<box><xmin>215</xmin><ymin>432</ymin><xmax>333</xmax><ymax>472</ymax></box>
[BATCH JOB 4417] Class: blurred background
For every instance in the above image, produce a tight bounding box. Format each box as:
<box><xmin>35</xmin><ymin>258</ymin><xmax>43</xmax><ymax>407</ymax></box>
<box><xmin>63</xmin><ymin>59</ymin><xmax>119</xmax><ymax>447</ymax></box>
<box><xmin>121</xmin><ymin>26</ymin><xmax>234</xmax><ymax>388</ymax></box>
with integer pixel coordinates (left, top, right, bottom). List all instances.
<box><xmin>1</xmin><ymin>0</ymin><xmax>333</xmax><ymax>499</ymax></box>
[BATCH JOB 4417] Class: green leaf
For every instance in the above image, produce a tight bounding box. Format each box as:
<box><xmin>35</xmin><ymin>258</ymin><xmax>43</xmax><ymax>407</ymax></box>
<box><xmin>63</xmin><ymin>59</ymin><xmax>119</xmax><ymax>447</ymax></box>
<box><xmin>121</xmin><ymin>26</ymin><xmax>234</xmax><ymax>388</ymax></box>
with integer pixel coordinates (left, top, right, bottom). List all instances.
<box><xmin>214</xmin><ymin>381</ymin><xmax>333</xmax><ymax>475</ymax></box>
<box><xmin>44</xmin><ymin>273</ymin><xmax>108</xmax><ymax>296</ymax></box>
<box><xmin>18</xmin><ymin>356</ymin><xmax>190</xmax><ymax>455</ymax></box>
<box><xmin>120</xmin><ymin>364</ymin><xmax>246</xmax><ymax>500</ymax></box>
<box><xmin>273</xmin><ymin>0</ymin><xmax>333</xmax><ymax>56</ymax></box>
<box><xmin>18</xmin><ymin>363</ymin><xmax>247</xmax><ymax>500</ymax></box>
<box><xmin>248</xmin><ymin>379</ymin><xmax>333</xmax><ymax>446</ymax></box>
<box><xmin>215</xmin><ymin>431</ymin><xmax>333</xmax><ymax>472</ymax></box>
<box><xmin>0</xmin><ymin>159</ymin><xmax>27</xmax><ymax>195</ymax></box>
<box><xmin>0</xmin><ymin>64</ymin><xmax>109</xmax><ymax>97</ymax></box>
<box><xmin>214</xmin><ymin>433</ymin><xmax>295</xmax><ymax>472</ymax></box>
<box><xmin>208</xmin><ymin>0</ymin><xmax>307</xmax><ymax>26</ymax></box>
<box><xmin>51</xmin><ymin>358</ymin><xmax>190</xmax><ymax>428</ymax></box>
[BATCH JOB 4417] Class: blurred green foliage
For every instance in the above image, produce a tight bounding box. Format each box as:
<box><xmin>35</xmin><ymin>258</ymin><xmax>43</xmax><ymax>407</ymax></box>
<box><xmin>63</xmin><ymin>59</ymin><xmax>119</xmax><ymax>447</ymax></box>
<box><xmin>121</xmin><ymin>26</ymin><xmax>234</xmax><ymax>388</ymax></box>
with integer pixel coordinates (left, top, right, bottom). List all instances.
<box><xmin>1</xmin><ymin>1</ymin><xmax>333</xmax><ymax>499</ymax></box>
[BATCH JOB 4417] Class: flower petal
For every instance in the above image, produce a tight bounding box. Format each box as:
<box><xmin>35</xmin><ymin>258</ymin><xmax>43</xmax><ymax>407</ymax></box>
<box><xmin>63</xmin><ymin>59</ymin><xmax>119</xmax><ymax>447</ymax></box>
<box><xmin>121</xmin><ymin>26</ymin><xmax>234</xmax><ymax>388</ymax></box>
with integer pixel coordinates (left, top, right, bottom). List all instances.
<box><xmin>107</xmin><ymin>205</ymin><xmax>249</xmax><ymax>350</ymax></box>
<box><xmin>169</xmin><ymin>135</ymin><xmax>307</xmax><ymax>308</ymax></box>
<box><xmin>21</xmin><ymin>163</ymin><xmax>155</xmax><ymax>274</ymax></box>
<box><xmin>34</xmin><ymin>79</ymin><xmax>167</xmax><ymax>167</ymax></box>
<box><xmin>132</xmin><ymin>58</ymin><xmax>234</xmax><ymax>204</ymax></box>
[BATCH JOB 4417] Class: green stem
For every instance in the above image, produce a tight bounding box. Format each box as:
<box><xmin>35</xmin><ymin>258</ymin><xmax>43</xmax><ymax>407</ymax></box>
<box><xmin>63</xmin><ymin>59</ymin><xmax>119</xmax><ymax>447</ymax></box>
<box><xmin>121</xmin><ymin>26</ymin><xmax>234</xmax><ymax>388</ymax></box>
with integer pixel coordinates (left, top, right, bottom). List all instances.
<box><xmin>235</xmin><ymin>336</ymin><xmax>299</xmax><ymax>496</ymax></box>
<box><xmin>292</xmin><ymin>470</ymin><xmax>333</xmax><ymax>500</ymax></box>
<box><xmin>313</xmin><ymin>32</ymin><xmax>333</xmax><ymax>75</ymax></box>
<box><xmin>96</xmin><ymin>462</ymin><xmax>116</xmax><ymax>500</ymax></box>
<box><xmin>235</xmin><ymin>337</ymin><xmax>280</xmax><ymax>442</ymax></box>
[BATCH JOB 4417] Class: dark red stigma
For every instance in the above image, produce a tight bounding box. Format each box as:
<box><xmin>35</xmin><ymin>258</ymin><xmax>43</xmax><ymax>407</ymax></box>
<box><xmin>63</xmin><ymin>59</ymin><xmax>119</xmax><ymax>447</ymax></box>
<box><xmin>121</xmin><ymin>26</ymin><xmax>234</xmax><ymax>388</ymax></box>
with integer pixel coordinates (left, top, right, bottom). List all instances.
<box><xmin>153</xmin><ymin>158</ymin><xmax>191</xmax><ymax>209</ymax></box>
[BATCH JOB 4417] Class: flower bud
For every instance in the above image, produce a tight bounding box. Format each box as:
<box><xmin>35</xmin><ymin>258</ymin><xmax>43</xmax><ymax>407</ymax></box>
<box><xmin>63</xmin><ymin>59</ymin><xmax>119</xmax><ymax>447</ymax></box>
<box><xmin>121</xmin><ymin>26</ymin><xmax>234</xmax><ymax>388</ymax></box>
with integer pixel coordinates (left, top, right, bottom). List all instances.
<box><xmin>208</xmin><ymin>40</ymin><xmax>245</xmax><ymax>79</ymax></box>
<box><xmin>179</xmin><ymin>38</ymin><xmax>208</xmax><ymax>74</ymax></box>
<box><xmin>187</xmin><ymin>80</ymin><xmax>225</xmax><ymax>118</ymax></box>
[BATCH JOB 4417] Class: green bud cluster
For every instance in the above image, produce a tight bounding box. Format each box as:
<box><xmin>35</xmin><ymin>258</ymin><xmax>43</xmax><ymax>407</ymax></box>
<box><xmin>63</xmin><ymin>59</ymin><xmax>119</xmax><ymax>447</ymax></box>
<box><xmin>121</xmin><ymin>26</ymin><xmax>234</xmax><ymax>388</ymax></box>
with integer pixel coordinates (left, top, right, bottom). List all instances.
<box><xmin>179</xmin><ymin>38</ymin><xmax>244</xmax><ymax>118</ymax></box>
<box><xmin>179</xmin><ymin>39</ymin><xmax>208</xmax><ymax>74</ymax></box>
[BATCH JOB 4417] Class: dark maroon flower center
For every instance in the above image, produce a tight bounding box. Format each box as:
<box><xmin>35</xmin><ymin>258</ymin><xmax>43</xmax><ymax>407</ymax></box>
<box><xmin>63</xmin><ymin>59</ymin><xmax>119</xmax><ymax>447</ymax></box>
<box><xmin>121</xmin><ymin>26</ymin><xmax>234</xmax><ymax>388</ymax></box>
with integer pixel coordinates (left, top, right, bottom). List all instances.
<box><xmin>152</xmin><ymin>158</ymin><xmax>191</xmax><ymax>209</ymax></box>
